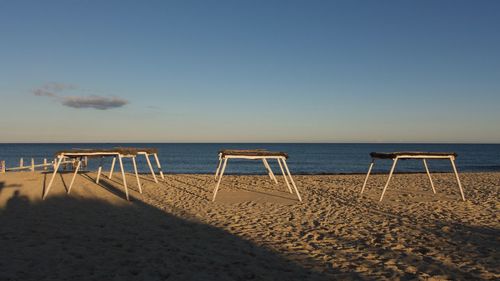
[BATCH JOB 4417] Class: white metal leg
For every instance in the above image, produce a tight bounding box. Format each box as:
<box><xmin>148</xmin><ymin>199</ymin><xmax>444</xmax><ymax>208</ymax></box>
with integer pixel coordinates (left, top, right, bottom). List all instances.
<box><xmin>118</xmin><ymin>155</ymin><xmax>130</xmax><ymax>201</ymax></box>
<box><xmin>214</xmin><ymin>158</ymin><xmax>223</xmax><ymax>180</ymax></box>
<box><xmin>422</xmin><ymin>159</ymin><xmax>436</xmax><ymax>194</ymax></box>
<box><xmin>108</xmin><ymin>157</ymin><xmax>116</xmax><ymax>179</ymax></box>
<box><xmin>67</xmin><ymin>160</ymin><xmax>81</xmax><ymax>194</ymax></box>
<box><xmin>379</xmin><ymin>158</ymin><xmax>398</xmax><ymax>202</ymax></box>
<box><xmin>262</xmin><ymin>159</ymin><xmax>278</xmax><ymax>184</ymax></box>
<box><xmin>153</xmin><ymin>153</ymin><xmax>165</xmax><ymax>180</ymax></box>
<box><xmin>96</xmin><ymin>166</ymin><xmax>102</xmax><ymax>184</ymax></box>
<box><xmin>361</xmin><ymin>160</ymin><xmax>374</xmax><ymax>194</ymax></box>
<box><xmin>450</xmin><ymin>157</ymin><xmax>465</xmax><ymax>201</ymax></box>
<box><xmin>212</xmin><ymin>158</ymin><xmax>228</xmax><ymax>202</ymax></box>
<box><xmin>282</xmin><ymin>159</ymin><xmax>302</xmax><ymax>202</ymax></box>
<box><xmin>144</xmin><ymin>154</ymin><xmax>158</xmax><ymax>183</ymax></box>
<box><xmin>132</xmin><ymin>156</ymin><xmax>142</xmax><ymax>194</ymax></box>
<box><xmin>277</xmin><ymin>158</ymin><xmax>293</xmax><ymax>193</ymax></box>
<box><xmin>43</xmin><ymin>155</ymin><xmax>64</xmax><ymax>199</ymax></box>
<box><xmin>96</xmin><ymin>157</ymin><xmax>103</xmax><ymax>184</ymax></box>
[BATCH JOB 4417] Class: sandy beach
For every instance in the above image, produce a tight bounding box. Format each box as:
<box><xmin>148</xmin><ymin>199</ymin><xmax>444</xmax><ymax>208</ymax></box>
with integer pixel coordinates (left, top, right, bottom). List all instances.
<box><xmin>0</xmin><ymin>171</ymin><xmax>498</xmax><ymax>280</ymax></box>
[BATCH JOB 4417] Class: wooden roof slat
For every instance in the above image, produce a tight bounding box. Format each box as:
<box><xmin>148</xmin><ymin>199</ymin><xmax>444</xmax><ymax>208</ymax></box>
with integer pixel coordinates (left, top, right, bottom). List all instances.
<box><xmin>55</xmin><ymin>147</ymin><xmax>158</xmax><ymax>157</ymax></box>
<box><xmin>219</xmin><ymin>149</ymin><xmax>289</xmax><ymax>158</ymax></box>
<box><xmin>370</xmin><ymin>151</ymin><xmax>458</xmax><ymax>159</ymax></box>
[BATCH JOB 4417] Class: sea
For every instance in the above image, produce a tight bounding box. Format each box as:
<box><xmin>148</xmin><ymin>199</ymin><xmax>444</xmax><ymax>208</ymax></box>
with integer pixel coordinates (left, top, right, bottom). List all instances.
<box><xmin>1</xmin><ymin>143</ymin><xmax>499</xmax><ymax>174</ymax></box>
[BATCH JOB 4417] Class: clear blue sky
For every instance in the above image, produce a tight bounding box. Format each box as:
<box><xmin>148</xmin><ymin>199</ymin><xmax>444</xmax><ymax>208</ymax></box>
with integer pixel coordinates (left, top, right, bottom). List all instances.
<box><xmin>1</xmin><ymin>0</ymin><xmax>499</xmax><ymax>142</ymax></box>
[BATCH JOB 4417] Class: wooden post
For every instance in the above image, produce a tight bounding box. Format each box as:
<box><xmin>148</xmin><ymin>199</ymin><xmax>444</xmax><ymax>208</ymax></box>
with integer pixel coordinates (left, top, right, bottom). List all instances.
<box><xmin>153</xmin><ymin>153</ymin><xmax>165</xmax><ymax>180</ymax></box>
<box><xmin>117</xmin><ymin>155</ymin><xmax>130</xmax><ymax>201</ymax></box>
<box><xmin>281</xmin><ymin>158</ymin><xmax>302</xmax><ymax>202</ymax></box>
<box><xmin>108</xmin><ymin>157</ymin><xmax>116</xmax><ymax>179</ymax></box>
<box><xmin>379</xmin><ymin>158</ymin><xmax>399</xmax><ymax>202</ymax></box>
<box><xmin>277</xmin><ymin>158</ymin><xmax>293</xmax><ymax>193</ymax></box>
<box><xmin>20</xmin><ymin>158</ymin><xmax>24</xmax><ymax>168</ymax></box>
<box><xmin>361</xmin><ymin>160</ymin><xmax>375</xmax><ymax>194</ymax></box>
<box><xmin>262</xmin><ymin>158</ymin><xmax>278</xmax><ymax>184</ymax></box>
<box><xmin>1</xmin><ymin>160</ymin><xmax>5</xmax><ymax>173</ymax></box>
<box><xmin>212</xmin><ymin>158</ymin><xmax>228</xmax><ymax>202</ymax></box>
<box><xmin>96</xmin><ymin>157</ymin><xmax>103</xmax><ymax>184</ymax></box>
<box><xmin>144</xmin><ymin>154</ymin><xmax>158</xmax><ymax>183</ymax></box>
<box><xmin>422</xmin><ymin>159</ymin><xmax>436</xmax><ymax>194</ymax></box>
<box><xmin>214</xmin><ymin>157</ymin><xmax>222</xmax><ymax>180</ymax></box>
<box><xmin>43</xmin><ymin>158</ymin><xmax>48</xmax><ymax>171</ymax></box>
<box><xmin>43</xmin><ymin>156</ymin><xmax>63</xmax><ymax>200</ymax></box>
<box><xmin>67</xmin><ymin>160</ymin><xmax>81</xmax><ymax>194</ymax></box>
<box><xmin>31</xmin><ymin>158</ymin><xmax>35</xmax><ymax>172</ymax></box>
<box><xmin>450</xmin><ymin>157</ymin><xmax>466</xmax><ymax>201</ymax></box>
<box><xmin>132</xmin><ymin>156</ymin><xmax>143</xmax><ymax>194</ymax></box>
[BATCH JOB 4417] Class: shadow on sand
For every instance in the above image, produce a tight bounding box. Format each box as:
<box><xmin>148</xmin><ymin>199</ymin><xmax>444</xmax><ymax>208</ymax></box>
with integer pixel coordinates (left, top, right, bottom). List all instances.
<box><xmin>0</xmin><ymin>181</ymin><xmax>22</xmax><ymax>196</ymax></box>
<box><xmin>0</xmin><ymin>183</ymin><xmax>332</xmax><ymax>281</ymax></box>
<box><xmin>1</xmin><ymin>178</ymin><xmax>498</xmax><ymax>280</ymax></box>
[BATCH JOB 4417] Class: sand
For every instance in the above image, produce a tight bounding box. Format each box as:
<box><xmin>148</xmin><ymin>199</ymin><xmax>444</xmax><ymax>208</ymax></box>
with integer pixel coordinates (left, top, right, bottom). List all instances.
<box><xmin>0</xmin><ymin>171</ymin><xmax>498</xmax><ymax>280</ymax></box>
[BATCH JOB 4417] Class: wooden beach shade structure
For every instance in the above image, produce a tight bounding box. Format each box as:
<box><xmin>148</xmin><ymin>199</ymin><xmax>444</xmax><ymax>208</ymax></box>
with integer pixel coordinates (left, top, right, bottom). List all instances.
<box><xmin>361</xmin><ymin>151</ymin><xmax>465</xmax><ymax>202</ymax></box>
<box><xmin>43</xmin><ymin>147</ymin><xmax>165</xmax><ymax>201</ymax></box>
<box><xmin>107</xmin><ymin>148</ymin><xmax>164</xmax><ymax>183</ymax></box>
<box><xmin>213</xmin><ymin>149</ymin><xmax>302</xmax><ymax>202</ymax></box>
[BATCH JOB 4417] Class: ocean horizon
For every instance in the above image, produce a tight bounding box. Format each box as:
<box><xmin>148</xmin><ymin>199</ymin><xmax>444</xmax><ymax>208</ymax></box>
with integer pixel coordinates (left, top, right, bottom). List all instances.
<box><xmin>1</xmin><ymin>143</ymin><xmax>499</xmax><ymax>174</ymax></box>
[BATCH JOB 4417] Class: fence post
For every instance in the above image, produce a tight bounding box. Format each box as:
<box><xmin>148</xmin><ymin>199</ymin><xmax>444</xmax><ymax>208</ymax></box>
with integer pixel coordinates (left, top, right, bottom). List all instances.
<box><xmin>43</xmin><ymin>158</ymin><xmax>48</xmax><ymax>171</ymax></box>
<box><xmin>1</xmin><ymin>160</ymin><xmax>5</xmax><ymax>173</ymax></box>
<box><xmin>31</xmin><ymin>158</ymin><xmax>35</xmax><ymax>172</ymax></box>
<box><xmin>20</xmin><ymin>158</ymin><xmax>24</xmax><ymax>168</ymax></box>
